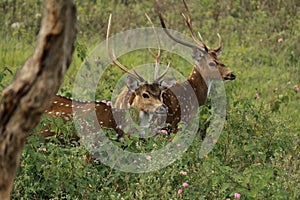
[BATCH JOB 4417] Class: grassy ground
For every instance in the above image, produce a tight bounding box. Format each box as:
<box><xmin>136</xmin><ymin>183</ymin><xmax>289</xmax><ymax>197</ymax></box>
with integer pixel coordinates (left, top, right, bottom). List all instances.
<box><xmin>1</xmin><ymin>0</ymin><xmax>299</xmax><ymax>199</ymax></box>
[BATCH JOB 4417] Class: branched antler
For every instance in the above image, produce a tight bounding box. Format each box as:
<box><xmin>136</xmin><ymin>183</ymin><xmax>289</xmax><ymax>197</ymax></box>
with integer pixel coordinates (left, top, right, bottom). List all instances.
<box><xmin>145</xmin><ymin>13</ymin><xmax>170</xmax><ymax>83</ymax></box>
<box><xmin>106</xmin><ymin>14</ymin><xmax>145</xmax><ymax>82</ymax></box>
<box><xmin>156</xmin><ymin>0</ymin><xmax>222</xmax><ymax>52</ymax></box>
<box><xmin>155</xmin><ymin>0</ymin><xmax>198</xmax><ymax>49</ymax></box>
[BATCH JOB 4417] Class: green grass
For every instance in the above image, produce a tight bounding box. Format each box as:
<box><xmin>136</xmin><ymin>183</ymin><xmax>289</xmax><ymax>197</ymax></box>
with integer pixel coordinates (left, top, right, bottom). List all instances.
<box><xmin>1</xmin><ymin>0</ymin><xmax>299</xmax><ymax>199</ymax></box>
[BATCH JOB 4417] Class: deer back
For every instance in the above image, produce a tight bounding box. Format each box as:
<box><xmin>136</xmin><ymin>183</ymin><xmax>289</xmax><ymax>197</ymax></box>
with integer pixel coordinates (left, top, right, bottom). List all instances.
<box><xmin>40</xmin><ymin>95</ymin><xmax>125</xmax><ymax>141</ymax></box>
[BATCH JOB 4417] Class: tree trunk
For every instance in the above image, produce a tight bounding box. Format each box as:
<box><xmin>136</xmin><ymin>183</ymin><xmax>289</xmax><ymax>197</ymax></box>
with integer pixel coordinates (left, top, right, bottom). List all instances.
<box><xmin>0</xmin><ymin>0</ymin><xmax>77</xmax><ymax>199</ymax></box>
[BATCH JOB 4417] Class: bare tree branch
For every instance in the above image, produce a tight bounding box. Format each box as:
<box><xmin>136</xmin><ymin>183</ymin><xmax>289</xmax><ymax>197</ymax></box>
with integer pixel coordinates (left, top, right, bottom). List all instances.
<box><xmin>0</xmin><ymin>0</ymin><xmax>77</xmax><ymax>199</ymax></box>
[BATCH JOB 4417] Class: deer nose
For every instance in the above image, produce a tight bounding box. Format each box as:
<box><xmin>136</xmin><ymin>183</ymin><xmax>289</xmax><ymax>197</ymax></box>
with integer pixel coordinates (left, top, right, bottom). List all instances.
<box><xmin>225</xmin><ymin>72</ymin><xmax>236</xmax><ymax>81</ymax></box>
<box><xmin>231</xmin><ymin>72</ymin><xmax>236</xmax><ymax>80</ymax></box>
<box><xmin>155</xmin><ymin>105</ymin><xmax>167</xmax><ymax>115</ymax></box>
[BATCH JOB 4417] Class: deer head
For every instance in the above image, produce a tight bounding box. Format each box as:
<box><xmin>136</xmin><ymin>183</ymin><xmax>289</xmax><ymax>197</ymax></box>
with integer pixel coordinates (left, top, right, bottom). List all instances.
<box><xmin>106</xmin><ymin>14</ymin><xmax>176</xmax><ymax>131</ymax></box>
<box><xmin>125</xmin><ymin>76</ymin><xmax>174</xmax><ymax>115</ymax></box>
<box><xmin>156</xmin><ymin>0</ymin><xmax>236</xmax><ymax>87</ymax></box>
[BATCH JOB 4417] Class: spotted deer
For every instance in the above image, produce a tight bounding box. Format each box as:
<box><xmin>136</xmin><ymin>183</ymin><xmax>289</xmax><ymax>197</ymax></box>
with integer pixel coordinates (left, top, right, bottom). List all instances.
<box><xmin>39</xmin><ymin>14</ymin><xmax>175</xmax><ymax>141</ymax></box>
<box><xmin>155</xmin><ymin>0</ymin><xmax>236</xmax><ymax>132</ymax></box>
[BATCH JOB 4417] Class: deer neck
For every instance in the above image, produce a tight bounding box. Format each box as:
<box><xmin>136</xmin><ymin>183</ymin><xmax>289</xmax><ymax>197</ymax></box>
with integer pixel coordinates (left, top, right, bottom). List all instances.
<box><xmin>187</xmin><ymin>67</ymin><xmax>209</xmax><ymax>106</ymax></box>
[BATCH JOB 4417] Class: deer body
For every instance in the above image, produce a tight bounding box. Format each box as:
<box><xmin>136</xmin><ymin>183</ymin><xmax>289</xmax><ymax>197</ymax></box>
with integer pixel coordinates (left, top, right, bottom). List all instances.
<box><xmin>151</xmin><ymin>0</ymin><xmax>237</xmax><ymax>132</ymax></box>
<box><xmin>40</xmin><ymin>95</ymin><xmax>125</xmax><ymax>141</ymax></box>
<box><xmin>165</xmin><ymin>68</ymin><xmax>208</xmax><ymax>129</ymax></box>
<box><xmin>162</xmin><ymin>60</ymin><xmax>235</xmax><ymax>132</ymax></box>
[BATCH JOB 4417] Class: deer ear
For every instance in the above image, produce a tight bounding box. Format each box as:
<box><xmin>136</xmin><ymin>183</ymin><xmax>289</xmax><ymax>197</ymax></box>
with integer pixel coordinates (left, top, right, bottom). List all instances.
<box><xmin>160</xmin><ymin>78</ymin><xmax>176</xmax><ymax>89</ymax></box>
<box><xmin>128</xmin><ymin>93</ymin><xmax>136</xmax><ymax>105</ymax></box>
<box><xmin>126</xmin><ymin>76</ymin><xmax>139</xmax><ymax>91</ymax></box>
<box><xmin>215</xmin><ymin>47</ymin><xmax>222</xmax><ymax>58</ymax></box>
<box><xmin>192</xmin><ymin>47</ymin><xmax>204</xmax><ymax>63</ymax></box>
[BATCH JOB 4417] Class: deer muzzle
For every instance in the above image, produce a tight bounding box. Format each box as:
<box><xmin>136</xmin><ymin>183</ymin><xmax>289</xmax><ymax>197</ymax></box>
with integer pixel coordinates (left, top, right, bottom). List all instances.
<box><xmin>224</xmin><ymin>72</ymin><xmax>236</xmax><ymax>81</ymax></box>
<box><xmin>154</xmin><ymin>105</ymin><xmax>167</xmax><ymax>115</ymax></box>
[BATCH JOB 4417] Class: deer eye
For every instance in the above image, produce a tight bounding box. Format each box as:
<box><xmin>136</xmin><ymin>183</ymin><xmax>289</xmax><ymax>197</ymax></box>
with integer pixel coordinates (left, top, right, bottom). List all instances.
<box><xmin>142</xmin><ymin>93</ymin><xmax>150</xmax><ymax>99</ymax></box>
<box><xmin>208</xmin><ymin>62</ymin><xmax>216</xmax><ymax>68</ymax></box>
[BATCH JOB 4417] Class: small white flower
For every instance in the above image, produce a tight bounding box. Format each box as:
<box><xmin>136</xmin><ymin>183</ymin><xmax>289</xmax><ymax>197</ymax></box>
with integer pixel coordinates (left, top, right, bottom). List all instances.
<box><xmin>11</xmin><ymin>22</ymin><xmax>21</xmax><ymax>29</ymax></box>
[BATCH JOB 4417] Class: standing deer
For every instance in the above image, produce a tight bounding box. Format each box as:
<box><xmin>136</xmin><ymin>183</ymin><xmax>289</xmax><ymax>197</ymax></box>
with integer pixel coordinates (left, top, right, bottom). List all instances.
<box><xmin>154</xmin><ymin>0</ymin><xmax>236</xmax><ymax>132</ymax></box>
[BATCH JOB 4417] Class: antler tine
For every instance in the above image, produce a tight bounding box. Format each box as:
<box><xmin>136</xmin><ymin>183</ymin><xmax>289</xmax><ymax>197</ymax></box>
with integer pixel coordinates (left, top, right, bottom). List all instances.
<box><xmin>145</xmin><ymin>12</ymin><xmax>171</xmax><ymax>83</ymax></box>
<box><xmin>182</xmin><ymin>0</ymin><xmax>190</xmax><ymax>13</ymax></box>
<box><xmin>148</xmin><ymin>48</ymin><xmax>157</xmax><ymax>59</ymax></box>
<box><xmin>215</xmin><ymin>33</ymin><xmax>222</xmax><ymax>51</ymax></box>
<box><xmin>197</xmin><ymin>32</ymin><xmax>204</xmax><ymax>42</ymax></box>
<box><xmin>181</xmin><ymin>13</ymin><xmax>202</xmax><ymax>46</ymax></box>
<box><xmin>148</xmin><ymin>46</ymin><xmax>160</xmax><ymax>81</ymax></box>
<box><xmin>106</xmin><ymin>14</ymin><xmax>145</xmax><ymax>82</ymax></box>
<box><xmin>181</xmin><ymin>1</ymin><xmax>205</xmax><ymax>48</ymax></box>
<box><xmin>155</xmin><ymin>0</ymin><xmax>196</xmax><ymax>49</ymax></box>
<box><xmin>156</xmin><ymin>62</ymin><xmax>170</xmax><ymax>82</ymax></box>
<box><xmin>145</xmin><ymin>13</ymin><xmax>161</xmax><ymax>81</ymax></box>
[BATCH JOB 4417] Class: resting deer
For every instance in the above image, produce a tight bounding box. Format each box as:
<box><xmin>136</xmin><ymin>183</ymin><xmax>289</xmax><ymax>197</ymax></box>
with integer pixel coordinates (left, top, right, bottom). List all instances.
<box><xmin>155</xmin><ymin>0</ymin><xmax>236</xmax><ymax>132</ymax></box>
<box><xmin>39</xmin><ymin>14</ymin><xmax>175</xmax><ymax>141</ymax></box>
<box><xmin>41</xmin><ymin>95</ymin><xmax>125</xmax><ymax>142</ymax></box>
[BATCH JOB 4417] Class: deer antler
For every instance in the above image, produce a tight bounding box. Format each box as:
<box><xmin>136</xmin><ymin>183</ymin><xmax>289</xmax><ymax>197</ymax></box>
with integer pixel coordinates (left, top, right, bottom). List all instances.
<box><xmin>181</xmin><ymin>0</ymin><xmax>206</xmax><ymax>48</ymax></box>
<box><xmin>156</xmin><ymin>0</ymin><xmax>222</xmax><ymax>54</ymax></box>
<box><xmin>214</xmin><ymin>33</ymin><xmax>222</xmax><ymax>52</ymax></box>
<box><xmin>181</xmin><ymin>13</ymin><xmax>205</xmax><ymax>48</ymax></box>
<box><xmin>155</xmin><ymin>0</ymin><xmax>198</xmax><ymax>49</ymax></box>
<box><xmin>145</xmin><ymin>13</ymin><xmax>170</xmax><ymax>83</ymax></box>
<box><xmin>182</xmin><ymin>0</ymin><xmax>222</xmax><ymax>52</ymax></box>
<box><xmin>106</xmin><ymin>14</ymin><xmax>145</xmax><ymax>82</ymax></box>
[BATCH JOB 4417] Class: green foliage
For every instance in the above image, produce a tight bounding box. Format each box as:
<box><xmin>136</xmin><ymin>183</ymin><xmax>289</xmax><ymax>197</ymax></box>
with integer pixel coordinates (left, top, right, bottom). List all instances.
<box><xmin>75</xmin><ymin>40</ymin><xmax>88</xmax><ymax>62</ymax></box>
<box><xmin>1</xmin><ymin>0</ymin><xmax>299</xmax><ymax>199</ymax></box>
<box><xmin>0</xmin><ymin>66</ymin><xmax>13</xmax><ymax>90</ymax></box>
<box><xmin>13</xmin><ymin>137</ymin><xmax>94</xmax><ymax>199</ymax></box>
